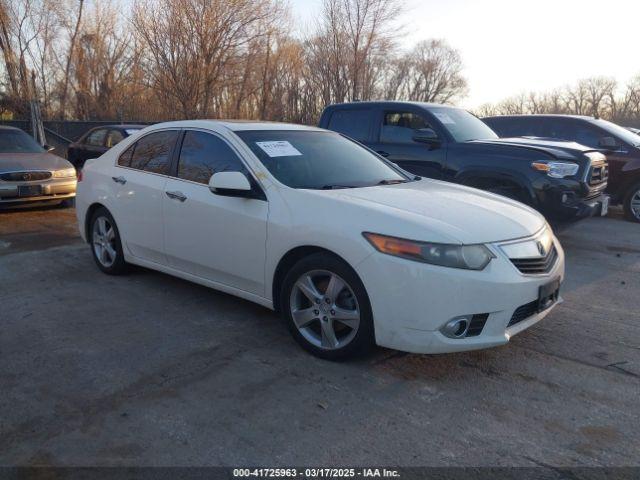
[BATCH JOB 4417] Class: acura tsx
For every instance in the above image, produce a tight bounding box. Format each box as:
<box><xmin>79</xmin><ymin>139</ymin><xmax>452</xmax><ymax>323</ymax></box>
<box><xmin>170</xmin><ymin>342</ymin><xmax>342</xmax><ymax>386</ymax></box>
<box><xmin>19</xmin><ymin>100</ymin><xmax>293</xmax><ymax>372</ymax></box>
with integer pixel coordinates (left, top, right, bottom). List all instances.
<box><xmin>76</xmin><ymin>120</ymin><xmax>564</xmax><ymax>359</ymax></box>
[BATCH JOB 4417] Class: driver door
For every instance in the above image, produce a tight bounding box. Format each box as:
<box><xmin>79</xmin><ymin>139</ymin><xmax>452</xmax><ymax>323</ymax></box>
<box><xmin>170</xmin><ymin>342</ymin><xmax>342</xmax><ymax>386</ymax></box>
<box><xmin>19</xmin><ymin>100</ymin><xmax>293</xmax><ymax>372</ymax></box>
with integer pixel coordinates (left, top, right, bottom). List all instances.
<box><xmin>162</xmin><ymin>129</ymin><xmax>268</xmax><ymax>297</ymax></box>
<box><xmin>369</xmin><ymin>110</ymin><xmax>446</xmax><ymax>179</ymax></box>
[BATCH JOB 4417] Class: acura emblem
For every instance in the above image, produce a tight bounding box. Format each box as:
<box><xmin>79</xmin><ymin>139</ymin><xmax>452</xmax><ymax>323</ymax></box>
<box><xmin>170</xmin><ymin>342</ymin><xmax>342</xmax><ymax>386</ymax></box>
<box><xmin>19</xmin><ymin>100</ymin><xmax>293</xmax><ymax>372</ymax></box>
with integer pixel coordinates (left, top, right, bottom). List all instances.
<box><xmin>537</xmin><ymin>241</ymin><xmax>546</xmax><ymax>256</ymax></box>
<box><xmin>22</xmin><ymin>173</ymin><xmax>31</xmax><ymax>181</ymax></box>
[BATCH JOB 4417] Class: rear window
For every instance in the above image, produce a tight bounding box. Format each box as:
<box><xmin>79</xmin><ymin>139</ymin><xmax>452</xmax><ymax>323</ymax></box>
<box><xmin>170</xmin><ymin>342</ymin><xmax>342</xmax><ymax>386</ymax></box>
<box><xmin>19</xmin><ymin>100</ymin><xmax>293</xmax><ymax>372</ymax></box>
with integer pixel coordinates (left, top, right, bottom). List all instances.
<box><xmin>326</xmin><ymin>109</ymin><xmax>372</xmax><ymax>142</ymax></box>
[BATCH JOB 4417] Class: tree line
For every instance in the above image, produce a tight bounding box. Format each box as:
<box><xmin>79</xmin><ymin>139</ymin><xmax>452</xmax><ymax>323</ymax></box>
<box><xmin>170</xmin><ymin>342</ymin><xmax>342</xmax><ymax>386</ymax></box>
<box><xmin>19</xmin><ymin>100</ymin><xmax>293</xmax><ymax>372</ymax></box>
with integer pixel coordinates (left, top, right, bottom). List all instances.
<box><xmin>476</xmin><ymin>76</ymin><xmax>640</xmax><ymax>126</ymax></box>
<box><xmin>0</xmin><ymin>0</ymin><xmax>467</xmax><ymax>124</ymax></box>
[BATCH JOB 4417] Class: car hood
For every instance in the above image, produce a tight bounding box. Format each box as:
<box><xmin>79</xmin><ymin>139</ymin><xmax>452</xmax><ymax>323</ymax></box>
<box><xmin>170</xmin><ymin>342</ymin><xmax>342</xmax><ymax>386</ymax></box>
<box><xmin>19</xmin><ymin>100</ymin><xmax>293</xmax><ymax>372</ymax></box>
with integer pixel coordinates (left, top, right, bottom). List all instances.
<box><xmin>306</xmin><ymin>179</ymin><xmax>546</xmax><ymax>245</ymax></box>
<box><xmin>469</xmin><ymin>137</ymin><xmax>595</xmax><ymax>160</ymax></box>
<box><xmin>0</xmin><ymin>152</ymin><xmax>73</xmax><ymax>172</ymax></box>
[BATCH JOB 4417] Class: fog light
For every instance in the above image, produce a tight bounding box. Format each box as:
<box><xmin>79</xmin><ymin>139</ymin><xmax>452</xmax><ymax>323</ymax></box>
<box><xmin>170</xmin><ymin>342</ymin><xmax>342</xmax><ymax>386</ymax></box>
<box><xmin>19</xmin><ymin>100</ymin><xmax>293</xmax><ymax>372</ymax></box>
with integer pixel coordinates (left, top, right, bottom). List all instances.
<box><xmin>441</xmin><ymin>317</ymin><xmax>470</xmax><ymax>338</ymax></box>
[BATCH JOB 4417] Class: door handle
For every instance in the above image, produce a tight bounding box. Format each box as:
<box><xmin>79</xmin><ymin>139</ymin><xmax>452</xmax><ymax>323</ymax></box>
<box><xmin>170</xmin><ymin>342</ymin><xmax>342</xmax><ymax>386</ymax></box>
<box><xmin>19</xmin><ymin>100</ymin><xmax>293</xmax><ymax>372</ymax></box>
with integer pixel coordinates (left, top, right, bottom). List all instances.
<box><xmin>166</xmin><ymin>191</ymin><xmax>187</xmax><ymax>202</ymax></box>
<box><xmin>376</xmin><ymin>150</ymin><xmax>390</xmax><ymax>157</ymax></box>
<box><xmin>112</xmin><ymin>176</ymin><xmax>126</xmax><ymax>185</ymax></box>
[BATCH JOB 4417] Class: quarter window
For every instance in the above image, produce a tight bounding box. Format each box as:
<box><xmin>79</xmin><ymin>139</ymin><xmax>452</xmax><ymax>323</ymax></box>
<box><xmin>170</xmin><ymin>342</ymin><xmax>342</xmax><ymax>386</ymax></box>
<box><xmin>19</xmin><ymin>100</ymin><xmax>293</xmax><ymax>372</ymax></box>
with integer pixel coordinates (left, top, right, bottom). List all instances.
<box><xmin>85</xmin><ymin>128</ymin><xmax>107</xmax><ymax>146</ymax></box>
<box><xmin>118</xmin><ymin>144</ymin><xmax>135</xmax><ymax>167</ymax></box>
<box><xmin>129</xmin><ymin>130</ymin><xmax>178</xmax><ymax>174</ymax></box>
<box><xmin>177</xmin><ymin>130</ymin><xmax>248</xmax><ymax>184</ymax></box>
<box><xmin>326</xmin><ymin>110</ymin><xmax>372</xmax><ymax>142</ymax></box>
<box><xmin>381</xmin><ymin>112</ymin><xmax>433</xmax><ymax>144</ymax></box>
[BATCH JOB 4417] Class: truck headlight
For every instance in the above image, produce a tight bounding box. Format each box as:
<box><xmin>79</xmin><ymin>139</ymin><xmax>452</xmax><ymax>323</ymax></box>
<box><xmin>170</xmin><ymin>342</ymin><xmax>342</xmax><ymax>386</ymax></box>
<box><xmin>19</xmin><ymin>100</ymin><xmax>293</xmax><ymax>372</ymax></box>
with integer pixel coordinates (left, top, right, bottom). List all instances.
<box><xmin>531</xmin><ymin>161</ymin><xmax>579</xmax><ymax>178</ymax></box>
<box><xmin>52</xmin><ymin>168</ymin><xmax>77</xmax><ymax>178</ymax></box>
<box><xmin>363</xmin><ymin>232</ymin><xmax>494</xmax><ymax>270</ymax></box>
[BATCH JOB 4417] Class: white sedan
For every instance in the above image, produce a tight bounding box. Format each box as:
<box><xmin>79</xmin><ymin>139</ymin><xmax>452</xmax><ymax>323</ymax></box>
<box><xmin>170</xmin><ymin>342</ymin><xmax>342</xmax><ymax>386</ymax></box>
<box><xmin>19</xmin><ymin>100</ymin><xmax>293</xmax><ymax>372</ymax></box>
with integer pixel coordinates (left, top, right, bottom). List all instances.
<box><xmin>76</xmin><ymin>120</ymin><xmax>565</xmax><ymax>359</ymax></box>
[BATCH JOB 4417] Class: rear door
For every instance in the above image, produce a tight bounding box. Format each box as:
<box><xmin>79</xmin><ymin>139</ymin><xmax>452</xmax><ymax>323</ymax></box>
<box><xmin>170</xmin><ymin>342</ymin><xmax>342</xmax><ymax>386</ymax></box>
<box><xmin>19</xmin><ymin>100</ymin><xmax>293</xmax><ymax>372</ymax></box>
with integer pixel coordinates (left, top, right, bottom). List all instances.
<box><xmin>162</xmin><ymin>129</ymin><xmax>268</xmax><ymax>296</ymax></box>
<box><xmin>78</xmin><ymin>128</ymin><xmax>109</xmax><ymax>165</ymax></box>
<box><xmin>323</xmin><ymin>108</ymin><xmax>374</xmax><ymax>145</ymax></box>
<box><xmin>368</xmin><ymin>108</ymin><xmax>446</xmax><ymax>179</ymax></box>
<box><xmin>110</xmin><ymin>129</ymin><xmax>179</xmax><ymax>264</ymax></box>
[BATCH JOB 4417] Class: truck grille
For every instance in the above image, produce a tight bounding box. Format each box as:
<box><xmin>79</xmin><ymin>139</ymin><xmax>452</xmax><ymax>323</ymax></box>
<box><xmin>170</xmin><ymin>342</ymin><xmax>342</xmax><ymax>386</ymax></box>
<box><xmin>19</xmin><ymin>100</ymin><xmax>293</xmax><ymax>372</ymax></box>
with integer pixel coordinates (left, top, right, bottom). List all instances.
<box><xmin>0</xmin><ymin>171</ymin><xmax>52</xmax><ymax>182</ymax></box>
<box><xmin>510</xmin><ymin>245</ymin><xmax>558</xmax><ymax>275</ymax></box>
<box><xmin>588</xmin><ymin>163</ymin><xmax>608</xmax><ymax>186</ymax></box>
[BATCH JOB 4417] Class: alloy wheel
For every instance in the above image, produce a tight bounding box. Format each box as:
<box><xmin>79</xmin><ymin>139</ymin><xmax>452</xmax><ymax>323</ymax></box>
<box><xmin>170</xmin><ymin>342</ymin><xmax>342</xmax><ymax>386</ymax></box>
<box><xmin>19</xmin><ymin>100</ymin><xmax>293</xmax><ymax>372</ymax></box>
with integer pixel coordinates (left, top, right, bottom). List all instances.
<box><xmin>289</xmin><ymin>270</ymin><xmax>361</xmax><ymax>350</ymax></box>
<box><xmin>92</xmin><ymin>216</ymin><xmax>117</xmax><ymax>268</ymax></box>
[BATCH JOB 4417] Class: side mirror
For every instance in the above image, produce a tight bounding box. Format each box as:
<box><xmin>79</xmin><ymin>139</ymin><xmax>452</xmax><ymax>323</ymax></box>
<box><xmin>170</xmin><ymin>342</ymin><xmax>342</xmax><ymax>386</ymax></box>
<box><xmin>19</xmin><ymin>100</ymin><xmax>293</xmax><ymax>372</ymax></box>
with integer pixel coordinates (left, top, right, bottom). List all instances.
<box><xmin>598</xmin><ymin>136</ymin><xmax>618</xmax><ymax>150</ymax></box>
<box><xmin>412</xmin><ymin>128</ymin><xmax>440</xmax><ymax>145</ymax></box>
<box><xmin>44</xmin><ymin>144</ymin><xmax>55</xmax><ymax>152</ymax></box>
<box><xmin>209</xmin><ymin>171</ymin><xmax>252</xmax><ymax>197</ymax></box>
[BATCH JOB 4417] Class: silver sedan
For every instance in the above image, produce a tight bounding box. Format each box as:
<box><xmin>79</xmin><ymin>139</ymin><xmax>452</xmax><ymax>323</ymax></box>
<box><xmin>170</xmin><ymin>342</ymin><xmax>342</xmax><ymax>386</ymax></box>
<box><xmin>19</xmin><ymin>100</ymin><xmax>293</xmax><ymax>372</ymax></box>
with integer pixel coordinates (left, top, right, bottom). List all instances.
<box><xmin>0</xmin><ymin>126</ymin><xmax>77</xmax><ymax>207</ymax></box>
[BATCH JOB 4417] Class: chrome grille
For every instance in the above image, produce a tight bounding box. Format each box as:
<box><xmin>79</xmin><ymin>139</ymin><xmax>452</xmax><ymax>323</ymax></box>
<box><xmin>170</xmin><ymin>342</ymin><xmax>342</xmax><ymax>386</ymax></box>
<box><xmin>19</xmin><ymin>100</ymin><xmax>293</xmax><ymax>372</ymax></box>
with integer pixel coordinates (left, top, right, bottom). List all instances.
<box><xmin>0</xmin><ymin>171</ymin><xmax>52</xmax><ymax>182</ymax></box>
<box><xmin>510</xmin><ymin>245</ymin><xmax>558</xmax><ymax>275</ymax></box>
<box><xmin>588</xmin><ymin>163</ymin><xmax>608</xmax><ymax>186</ymax></box>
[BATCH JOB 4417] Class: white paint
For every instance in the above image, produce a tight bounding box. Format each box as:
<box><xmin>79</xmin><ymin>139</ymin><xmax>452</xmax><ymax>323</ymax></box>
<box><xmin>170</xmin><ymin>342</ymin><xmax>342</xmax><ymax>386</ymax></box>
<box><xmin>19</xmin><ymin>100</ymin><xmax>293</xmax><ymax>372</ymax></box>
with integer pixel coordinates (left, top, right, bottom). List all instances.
<box><xmin>76</xmin><ymin>119</ymin><xmax>565</xmax><ymax>355</ymax></box>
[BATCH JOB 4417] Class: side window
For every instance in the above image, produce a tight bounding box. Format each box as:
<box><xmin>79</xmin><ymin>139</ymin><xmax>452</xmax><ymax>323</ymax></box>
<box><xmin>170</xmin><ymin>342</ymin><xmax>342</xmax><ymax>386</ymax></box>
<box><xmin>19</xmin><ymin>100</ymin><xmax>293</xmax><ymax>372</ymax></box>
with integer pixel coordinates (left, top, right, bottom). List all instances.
<box><xmin>326</xmin><ymin>110</ymin><xmax>372</xmax><ymax>142</ymax></box>
<box><xmin>381</xmin><ymin>111</ymin><xmax>433</xmax><ymax>144</ymax></box>
<box><xmin>85</xmin><ymin>128</ymin><xmax>107</xmax><ymax>146</ymax></box>
<box><xmin>177</xmin><ymin>131</ymin><xmax>248</xmax><ymax>184</ymax></box>
<box><xmin>129</xmin><ymin>130</ymin><xmax>178</xmax><ymax>174</ymax></box>
<box><xmin>118</xmin><ymin>144</ymin><xmax>135</xmax><ymax>167</ymax></box>
<box><xmin>570</xmin><ymin>123</ymin><xmax>604</xmax><ymax>148</ymax></box>
<box><xmin>106</xmin><ymin>129</ymin><xmax>125</xmax><ymax>148</ymax></box>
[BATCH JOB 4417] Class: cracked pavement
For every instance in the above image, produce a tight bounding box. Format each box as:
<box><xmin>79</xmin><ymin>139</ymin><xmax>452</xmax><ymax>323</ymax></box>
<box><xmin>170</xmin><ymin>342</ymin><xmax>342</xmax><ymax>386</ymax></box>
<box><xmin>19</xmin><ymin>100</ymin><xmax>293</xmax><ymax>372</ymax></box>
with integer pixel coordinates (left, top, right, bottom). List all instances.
<box><xmin>0</xmin><ymin>206</ymin><xmax>639</xmax><ymax>466</ymax></box>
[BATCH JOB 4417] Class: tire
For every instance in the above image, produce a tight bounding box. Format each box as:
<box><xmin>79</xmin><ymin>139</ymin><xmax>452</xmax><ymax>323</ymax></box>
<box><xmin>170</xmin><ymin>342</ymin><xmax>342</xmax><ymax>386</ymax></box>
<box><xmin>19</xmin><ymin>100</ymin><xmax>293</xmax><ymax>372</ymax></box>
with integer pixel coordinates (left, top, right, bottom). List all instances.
<box><xmin>280</xmin><ymin>252</ymin><xmax>375</xmax><ymax>360</ymax></box>
<box><xmin>623</xmin><ymin>182</ymin><xmax>640</xmax><ymax>223</ymax></box>
<box><xmin>89</xmin><ymin>207</ymin><xmax>128</xmax><ymax>275</ymax></box>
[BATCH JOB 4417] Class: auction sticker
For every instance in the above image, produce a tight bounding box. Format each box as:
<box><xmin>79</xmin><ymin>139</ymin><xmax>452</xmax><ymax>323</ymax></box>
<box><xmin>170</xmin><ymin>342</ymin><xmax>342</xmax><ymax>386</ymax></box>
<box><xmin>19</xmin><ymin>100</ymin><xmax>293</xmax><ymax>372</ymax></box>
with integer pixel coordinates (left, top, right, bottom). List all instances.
<box><xmin>256</xmin><ymin>141</ymin><xmax>302</xmax><ymax>157</ymax></box>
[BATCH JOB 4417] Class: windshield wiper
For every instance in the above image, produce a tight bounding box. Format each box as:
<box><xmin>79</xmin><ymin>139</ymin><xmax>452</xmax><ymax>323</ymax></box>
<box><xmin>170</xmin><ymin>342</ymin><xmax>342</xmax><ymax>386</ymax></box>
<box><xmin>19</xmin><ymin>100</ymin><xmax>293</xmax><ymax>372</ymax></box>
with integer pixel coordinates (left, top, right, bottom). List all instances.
<box><xmin>376</xmin><ymin>179</ymin><xmax>408</xmax><ymax>185</ymax></box>
<box><xmin>320</xmin><ymin>184</ymin><xmax>358</xmax><ymax>190</ymax></box>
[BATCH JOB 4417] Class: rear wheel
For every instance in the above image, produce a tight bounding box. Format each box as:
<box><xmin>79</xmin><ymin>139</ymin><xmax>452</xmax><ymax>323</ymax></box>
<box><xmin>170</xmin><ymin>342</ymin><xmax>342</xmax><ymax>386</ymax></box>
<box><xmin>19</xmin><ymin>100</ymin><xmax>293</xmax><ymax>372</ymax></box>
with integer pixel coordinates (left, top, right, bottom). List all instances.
<box><xmin>89</xmin><ymin>207</ymin><xmax>128</xmax><ymax>275</ymax></box>
<box><xmin>623</xmin><ymin>182</ymin><xmax>640</xmax><ymax>223</ymax></box>
<box><xmin>280</xmin><ymin>253</ymin><xmax>374</xmax><ymax>360</ymax></box>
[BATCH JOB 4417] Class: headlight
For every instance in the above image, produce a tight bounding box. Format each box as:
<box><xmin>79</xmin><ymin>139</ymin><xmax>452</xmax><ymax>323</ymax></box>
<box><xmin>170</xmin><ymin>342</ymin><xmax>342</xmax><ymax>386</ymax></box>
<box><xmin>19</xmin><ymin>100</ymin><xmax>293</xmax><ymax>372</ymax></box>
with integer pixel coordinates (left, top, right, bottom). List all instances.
<box><xmin>52</xmin><ymin>168</ymin><xmax>77</xmax><ymax>178</ymax></box>
<box><xmin>531</xmin><ymin>161</ymin><xmax>579</xmax><ymax>178</ymax></box>
<box><xmin>363</xmin><ymin>232</ymin><xmax>494</xmax><ymax>270</ymax></box>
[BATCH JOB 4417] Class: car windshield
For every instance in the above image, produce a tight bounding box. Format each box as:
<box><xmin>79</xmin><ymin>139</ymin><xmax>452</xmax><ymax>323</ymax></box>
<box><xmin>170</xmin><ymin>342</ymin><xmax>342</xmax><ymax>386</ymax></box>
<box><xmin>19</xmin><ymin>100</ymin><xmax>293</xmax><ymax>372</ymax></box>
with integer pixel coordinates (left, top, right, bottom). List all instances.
<box><xmin>429</xmin><ymin>107</ymin><xmax>499</xmax><ymax>142</ymax></box>
<box><xmin>0</xmin><ymin>129</ymin><xmax>45</xmax><ymax>153</ymax></box>
<box><xmin>236</xmin><ymin>130</ymin><xmax>409</xmax><ymax>189</ymax></box>
<box><xmin>592</xmin><ymin>119</ymin><xmax>640</xmax><ymax>147</ymax></box>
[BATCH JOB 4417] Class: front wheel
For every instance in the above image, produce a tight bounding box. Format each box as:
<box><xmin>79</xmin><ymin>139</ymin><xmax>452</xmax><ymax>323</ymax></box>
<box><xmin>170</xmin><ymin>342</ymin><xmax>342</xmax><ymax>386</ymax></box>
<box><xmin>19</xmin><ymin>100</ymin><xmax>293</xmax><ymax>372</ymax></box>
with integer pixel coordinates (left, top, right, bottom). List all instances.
<box><xmin>89</xmin><ymin>208</ymin><xmax>128</xmax><ymax>275</ymax></box>
<box><xmin>280</xmin><ymin>253</ymin><xmax>375</xmax><ymax>360</ymax></box>
<box><xmin>623</xmin><ymin>182</ymin><xmax>640</xmax><ymax>223</ymax></box>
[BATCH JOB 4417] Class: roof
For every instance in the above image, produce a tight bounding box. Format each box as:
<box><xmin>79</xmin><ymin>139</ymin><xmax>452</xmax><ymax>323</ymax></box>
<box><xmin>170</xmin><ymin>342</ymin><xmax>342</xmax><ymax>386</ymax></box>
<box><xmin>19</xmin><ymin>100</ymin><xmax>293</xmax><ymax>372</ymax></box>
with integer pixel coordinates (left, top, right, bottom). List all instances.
<box><xmin>146</xmin><ymin>119</ymin><xmax>324</xmax><ymax>132</ymax></box>
<box><xmin>0</xmin><ymin>125</ymin><xmax>23</xmax><ymax>131</ymax></box>
<box><xmin>325</xmin><ymin>100</ymin><xmax>458</xmax><ymax>110</ymax></box>
<box><xmin>87</xmin><ymin>124</ymin><xmax>147</xmax><ymax>130</ymax></box>
<box><xmin>484</xmin><ymin>114</ymin><xmax>595</xmax><ymax>120</ymax></box>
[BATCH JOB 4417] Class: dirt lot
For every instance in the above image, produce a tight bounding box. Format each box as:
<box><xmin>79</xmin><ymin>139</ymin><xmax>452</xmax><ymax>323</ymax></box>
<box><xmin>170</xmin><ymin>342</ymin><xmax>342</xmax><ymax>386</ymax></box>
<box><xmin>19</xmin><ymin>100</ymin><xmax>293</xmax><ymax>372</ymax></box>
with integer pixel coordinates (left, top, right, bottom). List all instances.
<box><xmin>0</xmin><ymin>206</ymin><xmax>639</xmax><ymax>467</ymax></box>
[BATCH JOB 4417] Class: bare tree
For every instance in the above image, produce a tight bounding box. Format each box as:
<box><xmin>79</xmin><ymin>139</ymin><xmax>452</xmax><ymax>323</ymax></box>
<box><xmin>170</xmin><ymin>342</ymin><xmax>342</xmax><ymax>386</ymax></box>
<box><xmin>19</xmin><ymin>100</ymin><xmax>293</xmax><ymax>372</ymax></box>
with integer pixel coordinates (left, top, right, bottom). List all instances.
<box><xmin>132</xmin><ymin>0</ymin><xmax>283</xmax><ymax>119</ymax></box>
<box><xmin>58</xmin><ymin>0</ymin><xmax>84</xmax><ymax>119</ymax></box>
<box><xmin>394</xmin><ymin>39</ymin><xmax>467</xmax><ymax>103</ymax></box>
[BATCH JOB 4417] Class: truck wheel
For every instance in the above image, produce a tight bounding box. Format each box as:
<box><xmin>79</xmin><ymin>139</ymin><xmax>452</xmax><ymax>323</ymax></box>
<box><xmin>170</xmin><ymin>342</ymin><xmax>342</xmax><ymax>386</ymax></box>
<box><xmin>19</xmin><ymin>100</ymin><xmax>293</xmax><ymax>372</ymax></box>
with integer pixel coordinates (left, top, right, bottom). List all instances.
<box><xmin>623</xmin><ymin>182</ymin><xmax>640</xmax><ymax>223</ymax></box>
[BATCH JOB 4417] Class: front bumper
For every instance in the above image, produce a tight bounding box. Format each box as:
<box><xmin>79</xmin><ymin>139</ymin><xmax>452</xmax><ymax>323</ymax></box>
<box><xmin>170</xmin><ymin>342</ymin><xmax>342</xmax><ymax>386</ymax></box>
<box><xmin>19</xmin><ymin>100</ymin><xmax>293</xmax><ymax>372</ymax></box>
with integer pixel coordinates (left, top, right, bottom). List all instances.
<box><xmin>357</xmin><ymin>235</ymin><xmax>565</xmax><ymax>354</ymax></box>
<box><xmin>535</xmin><ymin>177</ymin><xmax>609</xmax><ymax>221</ymax></box>
<box><xmin>0</xmin><ymin>179</ymin><xmax>77</xmax><ymax>205</ymax></box>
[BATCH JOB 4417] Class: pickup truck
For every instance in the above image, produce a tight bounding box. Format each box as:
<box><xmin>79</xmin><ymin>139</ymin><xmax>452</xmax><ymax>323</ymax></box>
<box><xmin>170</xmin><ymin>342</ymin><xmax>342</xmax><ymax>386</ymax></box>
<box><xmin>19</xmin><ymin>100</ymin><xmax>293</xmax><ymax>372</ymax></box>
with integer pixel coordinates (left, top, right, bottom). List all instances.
<box><xmin>319</xmin><ymin>101</ymin><xmax>609</xmax><ymax>222</ymax></box>
<box><xmin>483</xmin><ymin>114</ymin><xmax>640</xmax><ymax>223</ymax></box>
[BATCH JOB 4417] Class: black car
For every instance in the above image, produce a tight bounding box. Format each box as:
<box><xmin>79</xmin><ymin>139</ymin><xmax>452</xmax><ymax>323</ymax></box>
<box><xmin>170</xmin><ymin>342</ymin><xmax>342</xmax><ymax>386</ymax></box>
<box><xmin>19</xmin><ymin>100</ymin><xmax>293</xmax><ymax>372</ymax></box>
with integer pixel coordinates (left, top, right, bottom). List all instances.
<box><xmin>67</xmin><ymin>124</ymin><xmax>144</xmax><ymax>169</ymax></box>
<box><xmin>483</xmin><ymin>115</ymin><xmax>640</xmax><ymax>222</ymax></box>
<box><xmin>319</xmin><ymin>101</ymin><xmax>609</xmax><ymax>222</ymax></box>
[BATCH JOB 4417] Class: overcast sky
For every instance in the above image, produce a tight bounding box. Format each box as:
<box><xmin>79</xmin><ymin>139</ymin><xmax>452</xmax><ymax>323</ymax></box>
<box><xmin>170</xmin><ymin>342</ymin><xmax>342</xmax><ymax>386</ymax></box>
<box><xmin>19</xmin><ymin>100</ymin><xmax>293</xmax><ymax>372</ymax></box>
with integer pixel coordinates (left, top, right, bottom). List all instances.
<box><xmin>289</xmin><ymin>0</ymin><xmax>640</xmax><ymax>108</ymax></box>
